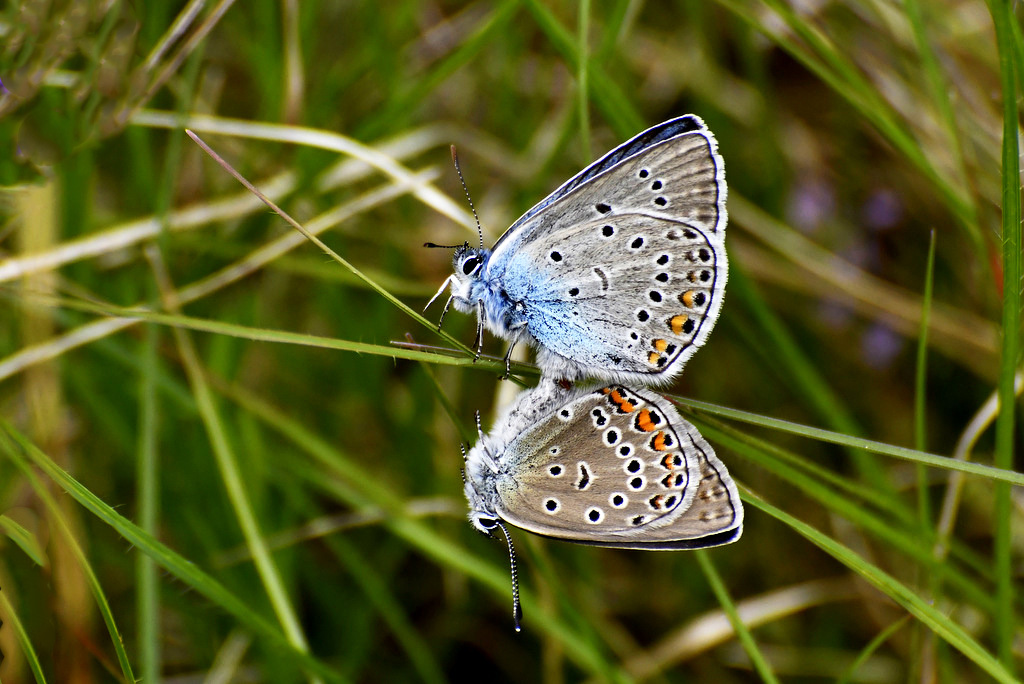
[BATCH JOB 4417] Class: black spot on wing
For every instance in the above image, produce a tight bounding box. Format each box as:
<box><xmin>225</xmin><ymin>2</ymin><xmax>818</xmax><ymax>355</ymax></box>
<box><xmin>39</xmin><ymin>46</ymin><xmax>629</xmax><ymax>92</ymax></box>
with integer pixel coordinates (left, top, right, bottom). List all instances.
<box><xmin>577</xmin><ymin>463</ymin><xmax>591</xmax><ymax>490</ymax></box>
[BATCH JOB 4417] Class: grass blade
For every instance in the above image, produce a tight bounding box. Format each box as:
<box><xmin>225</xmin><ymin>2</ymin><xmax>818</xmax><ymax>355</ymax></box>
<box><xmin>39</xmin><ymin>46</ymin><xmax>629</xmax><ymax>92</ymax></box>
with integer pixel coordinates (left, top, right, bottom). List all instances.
<box><xmin>695</xmin><ymin>550</ymin><xmax>780</xmax><ymax>684</ymax></box>
<box><xmin>745</xmin><ymin>492</ymin><xmax>1015</xmax><ymax>683</ymax></box>
<box><xmin>987</xmin><ymin>0</ymin><xmax>1021</xmax><ymax>668</ymax></box>
<box><xmin>0</xmin><ymin>422</ymin><xmax>346</xmax><ymax>683</ymax></box>
<box><xmin>676</xmin><ymin>397</ymin><xmax>1024</xmax><ymax>486</ymax></box>
<box><xmin>3</xmin><ymin>439</ymin><xmax>135</xmax><ymax>683</ymax></box>
<box><xmin>148</xmin><ymin>249</ymin><xmax>313</xmax><ymax>658</ymax></box>
<box><xmin>0</xmin><ymin>587</ymin><xmax>49</xmax><ymax>684</ymax></box>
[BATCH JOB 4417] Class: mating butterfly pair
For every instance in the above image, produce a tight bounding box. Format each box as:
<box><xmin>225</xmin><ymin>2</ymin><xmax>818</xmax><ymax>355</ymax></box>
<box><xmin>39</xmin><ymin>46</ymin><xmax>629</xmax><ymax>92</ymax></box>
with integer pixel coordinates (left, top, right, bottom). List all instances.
<box><xmin>431</xmin><ymin>116</ymin><xmax>742</xmax><ymax>628</ymax></box>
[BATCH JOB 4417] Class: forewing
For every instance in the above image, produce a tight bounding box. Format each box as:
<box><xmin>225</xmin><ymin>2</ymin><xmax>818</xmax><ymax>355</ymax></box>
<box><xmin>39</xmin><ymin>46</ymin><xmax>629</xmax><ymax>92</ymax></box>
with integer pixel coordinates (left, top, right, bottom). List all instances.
<box><xmin>494</xmin><ymin>386</ymin><xmax>741</xmax><ymax>548</ymax></box>
<box><xmin>489</xmin><ymin>117</ymin><xmax>725</xmax><ymax>269</ymax></box>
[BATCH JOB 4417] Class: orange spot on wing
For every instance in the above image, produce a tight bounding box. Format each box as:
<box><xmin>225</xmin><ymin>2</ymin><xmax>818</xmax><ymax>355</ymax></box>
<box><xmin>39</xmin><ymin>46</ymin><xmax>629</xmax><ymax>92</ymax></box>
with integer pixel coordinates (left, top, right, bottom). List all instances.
<box><xmin>670</xmin><ymin>314</ymin><xmax>688</xmax><ymax>334</ymax></box>
<box><xmin>652</xmin><ymin>432</ymin><xmax>668</xmax><ymax>451</ymax></box>
<box><xmin>606</xmin><ymin>388</ymin><xmax>636</xmax><ymax>412</ymax></box>
<box><xmin>637</xmin><ymin>409</ymin><xmax>657</xmax><ymax>432</ymax></box>
<box><xmin>653</xmin><ymin>338</ymin><xmax>668</xmax><ymax>352</ymax></box>
<box><xmin>681</xmin><ymin>291</ymin><xmax>696</xmax><ymax>307</ymax></box>
<box><xmin>647</xmin><ymin>351</ymin><xmax>660</xmax><ymax>365</ymax></box>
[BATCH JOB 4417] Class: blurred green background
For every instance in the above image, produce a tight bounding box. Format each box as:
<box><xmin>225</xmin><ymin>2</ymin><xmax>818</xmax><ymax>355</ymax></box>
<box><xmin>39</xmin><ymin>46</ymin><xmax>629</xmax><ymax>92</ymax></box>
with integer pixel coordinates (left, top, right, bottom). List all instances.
<box><xmin>0</xmin><ymin>1</ymin><xmax>1022</xmax><ymax>682</ymax></box>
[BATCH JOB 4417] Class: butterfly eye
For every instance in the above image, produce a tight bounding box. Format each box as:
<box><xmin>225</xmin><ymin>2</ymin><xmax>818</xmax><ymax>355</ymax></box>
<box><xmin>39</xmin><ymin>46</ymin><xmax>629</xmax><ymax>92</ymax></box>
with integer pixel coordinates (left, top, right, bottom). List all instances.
<box><xmin>461</xmin><ymin>256</ymin><xmax>482</xmax><ymax>275</ymax></box>
<box><xmin>477</xmin><ymin>516</ymin><xmax>498</xmax><ymax>529</ymax></box>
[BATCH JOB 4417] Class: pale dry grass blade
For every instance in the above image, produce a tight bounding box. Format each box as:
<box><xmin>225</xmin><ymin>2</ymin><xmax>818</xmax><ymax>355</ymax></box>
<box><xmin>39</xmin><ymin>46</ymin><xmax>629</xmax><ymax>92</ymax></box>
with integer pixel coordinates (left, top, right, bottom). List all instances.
<box><xmin>0</xmin><ymin>171</ymin><xmax>437</xmax><ymax>382</ymax></box>
<box><xmin>620</xmin><ymin>577</ymin><xmax>858</xmax><ymax>680</ymax></box>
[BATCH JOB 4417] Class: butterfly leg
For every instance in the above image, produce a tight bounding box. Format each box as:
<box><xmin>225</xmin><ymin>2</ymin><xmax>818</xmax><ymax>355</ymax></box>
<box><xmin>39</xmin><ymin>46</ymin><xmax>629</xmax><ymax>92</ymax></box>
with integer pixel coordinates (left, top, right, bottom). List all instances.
<box><xmin>472</xmin><ymin>299</ymin><xmax>485</xmax><ymax>360</ymax></box>
<box><xmin>436</xmin><ymin>295</ymin><xmax>454</xmax><ymax>331</ymax></box>
<box><xmin>501</xmin><ymin>313</ymin><xmax>527</xmax><ymax>379</ymax></box>
<box><xmin>501</xmin><ymin>341</ymin><xmax>517</xmax><ymax>380</ymax></box>
<box><xmin>425</xmin><ymin>275</ymin><xmax>452</xmax><ymax>310</ymax></box>
<box><xmin>474</xmin><ymin>409</ymin><xmax>485</xmax><ymax>441</ymax></box>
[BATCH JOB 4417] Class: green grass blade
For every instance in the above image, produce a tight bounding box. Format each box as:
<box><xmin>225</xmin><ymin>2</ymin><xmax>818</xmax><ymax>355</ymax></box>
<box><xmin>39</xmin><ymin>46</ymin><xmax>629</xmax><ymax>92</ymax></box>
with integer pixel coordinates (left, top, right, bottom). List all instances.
<box><xmin>676</xmin><ymin>397</ymin><xmax>1024</xmax><ymax>486</ymax></box>
<box><xmin>745</xmin><ymin>492</ymin><xmax>1015</xmax><ymax>683</ymax></box>
<box><xmin>836</xmin><ymin>615</ymin><xmax>910</xmax><ymax>684</ymax></box>
<box><xmin>0</xmin><ymin>514</ymin><xmax>46</xmax><ymax>566</ymax></box>
<box><xmin>290</xmin><ymin>492</ymin><xmax>447</xmax><ymax>684</ymax></box>
<box><xmin>701</xmin><ymin>414</ymin><xmax>914</xmax><ymax>525</ymax></box>
<box><xmin>902</xmin><ymin>0</ymin><xmax>978</xmax><ymax>229</ymax></box>
<box><xmin>728</xmin><ymin>194</ymin><xmax>997</xmax><ymax>369</ymax></box>
<box><xmin>576</xmin><ymin>0</ymin><xmax>592</xmax><ymax>161</ymax></box>
<box><xmin>0</xmin><ymin>587</ymin><xmax>48</xmax><ymax>684</ymax></box>
<box><xmin>356</xmin><ymin>1</ymin><xmax>522</xmax><ymax>140</ymax></box>
<box><xmin>717</xmin><ymin>0</ymin><xmax>975</xmax><ymax>234</ymax></box>
<box><xmin>12</xmin><ymin>294</ymin><xmax>505</xmax><ymax>372</ymax></box>
<box><xmin>699</xmin><ymin>420</ymin><xmax>993</xmax><ymax>611</ymax></box>
<box><xmin>695</xmin><ymin>550</ymin><xmax>780</xmax><ymax>684</ymax></box>
<box><xmin>181</xmin><ymin>128</ymin><xmax>471</xmax><ymax>355</ymax></box>
<box><xmin>988</xmin><ymin>0</ymin><xmax>1021</xmax><ymax>668</ymax></box>
<box><xmin>0</xmin><ymin>421</ymin><xmax>347</xmax><ymax>683</ymax></box>
<box><xmin>728</xmin><ymin>265</ymin><xmax>889</xmax><ymax>490</ymax></box>
<box><xmin>521</xmin><ymin>0</ymin><xmax>644</xmax><ymax>136</ymax></box>
<box><xmin>135</xmin><ymin>320</ymin><xmax>161</xmax><ymax>683</ymax></box>
<box><xmin>1011</xmin><ymin>16</ymin><xmax>1024</xmax><ymax>95</ymax></box>
<box><xmin>3</xmin><ymin>438</ymin><xmax>135</xmax><ymax>683</ymax></box>
<box><xmin>162</xmin><ymin>296</ymin><xmax>313</xmax><ymax>656</ymax></box>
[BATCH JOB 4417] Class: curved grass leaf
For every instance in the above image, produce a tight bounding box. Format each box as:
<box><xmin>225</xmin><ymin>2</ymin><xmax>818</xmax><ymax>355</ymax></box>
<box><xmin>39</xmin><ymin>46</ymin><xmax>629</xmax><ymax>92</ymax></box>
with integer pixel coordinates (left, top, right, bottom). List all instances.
<box><xmin>0</xmin><ymin>422</ymin><xmax>347</xmax><ymax>683</ymax></box>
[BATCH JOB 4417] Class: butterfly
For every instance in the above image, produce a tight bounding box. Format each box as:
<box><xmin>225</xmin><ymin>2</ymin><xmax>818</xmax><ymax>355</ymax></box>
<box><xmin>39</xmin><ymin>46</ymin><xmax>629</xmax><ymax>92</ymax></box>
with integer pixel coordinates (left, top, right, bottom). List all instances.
<box><xmin>463</xmin><ymin>379</ymin><xmax>743</xmax><ymax>628</ymax></box>
<box><xmin>429</xmin><ymin>115</ymin><xmax>727</xmax><ymax>384</ymax></box>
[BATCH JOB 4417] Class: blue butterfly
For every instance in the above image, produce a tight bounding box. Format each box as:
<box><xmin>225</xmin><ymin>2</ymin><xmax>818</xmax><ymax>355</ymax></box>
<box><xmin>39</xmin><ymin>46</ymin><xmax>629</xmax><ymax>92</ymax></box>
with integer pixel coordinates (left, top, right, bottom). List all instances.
<box><xmin>429</xmin><ymin>115</ymin><xmax>727</xmax><ymax>385</ymax></box>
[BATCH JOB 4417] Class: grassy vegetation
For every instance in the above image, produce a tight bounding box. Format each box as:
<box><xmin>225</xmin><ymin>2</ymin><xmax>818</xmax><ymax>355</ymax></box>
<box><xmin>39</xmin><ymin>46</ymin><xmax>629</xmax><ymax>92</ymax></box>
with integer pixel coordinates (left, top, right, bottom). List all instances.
<box><xmin>1</xmin><ymin>1</ymin><xmax>1022</xmax><ymax>681</ymax></box>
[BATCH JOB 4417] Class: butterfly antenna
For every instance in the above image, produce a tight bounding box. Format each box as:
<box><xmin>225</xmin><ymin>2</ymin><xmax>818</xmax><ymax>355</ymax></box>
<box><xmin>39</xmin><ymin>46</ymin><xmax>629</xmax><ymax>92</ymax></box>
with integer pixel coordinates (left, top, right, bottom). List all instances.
<box><xmin>473</xmin><ymin>411</ymin><xmax>500</xmax><ymax>473</ymax></box>
<box><xmin>450</xmin><ymin>145</ymin><xmax>485</xmax><ymax>249</ymax></box>
<box><xmin>423</xmin><ymin>241</ymin><xmax>465</xmax><ymax>249</ymax></box>
<box><xmin>495</xmin><ymin>519</ymin><xmax>523</xmax><ymax>632</ymax></box>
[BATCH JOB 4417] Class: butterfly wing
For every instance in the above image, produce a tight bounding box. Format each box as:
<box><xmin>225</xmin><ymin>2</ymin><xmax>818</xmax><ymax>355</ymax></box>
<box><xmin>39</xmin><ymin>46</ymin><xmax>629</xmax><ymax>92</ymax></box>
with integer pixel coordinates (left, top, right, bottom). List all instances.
<box><xmin>486</xmin><ymin>118</ymin><xmax>726</xmax><ymax>382</ymax></box>
<box><xmin>489</xmin><ymin>115</ymin><xmax>725</xmax><ymax>260</ymax></box>
<box><xmin>492</xmin><ymin>385</ymin><xmax>742</xmax><ymax>549</ymax></box>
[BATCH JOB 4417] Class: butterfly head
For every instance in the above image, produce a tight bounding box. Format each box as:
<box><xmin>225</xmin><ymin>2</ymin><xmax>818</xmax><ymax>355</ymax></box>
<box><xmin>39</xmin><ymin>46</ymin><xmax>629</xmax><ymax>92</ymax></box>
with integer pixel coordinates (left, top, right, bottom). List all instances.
<box><xmin>449</xmin><ymin>243</ymin><xmax>490</xmax><ymax>302</ymax></box>
<box><xmin>469</xmin><ymin>509</ymin><xmax>501</xmax><ymax>536</ymax></box>
<box><xmin>463</xmin><ymin>439</ymin><xmax>503</xmax><ymax>535</ymax></box>
<box><xmin>465</xmin><ymin>475</ymin><xmax>501</xmax><ymax>536</ymax></box>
